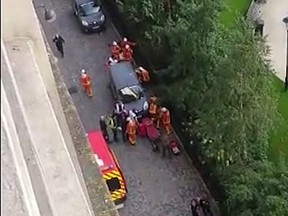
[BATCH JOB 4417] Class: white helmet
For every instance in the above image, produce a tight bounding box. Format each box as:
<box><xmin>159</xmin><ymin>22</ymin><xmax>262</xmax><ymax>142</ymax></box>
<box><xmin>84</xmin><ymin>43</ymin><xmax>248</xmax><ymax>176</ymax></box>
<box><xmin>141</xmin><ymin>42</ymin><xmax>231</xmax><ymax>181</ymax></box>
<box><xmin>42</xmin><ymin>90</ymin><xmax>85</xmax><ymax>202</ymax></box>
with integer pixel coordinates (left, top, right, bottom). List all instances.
<box><xmin>123</xmin><ymin>37</ymin><xmax>127</xmax><ymax>42</ymax></box>
<box><xmin>139</xmin><ymin>66</ymin><xmax>144</xmax><ymax>71</ymax></box>
<box><xmin>81</xmin><ymin>69</ymin><xmax>86</xmax><ymax>74</ymax></box>
<box><xmin>162</xmin><ymin>107</ymin><xmax>167</xmax><ymax>112</ymax></box>
<box><xmin>112</xmin><ymin>41</ymin><xmax>117</xmax><ymax>46</ymax></box>
<box><xmin>125</xmin><ymin>44</ymin><xmax>130</xmax><ymax>49</ymax></box>
<box><xmin>126</xmin><ymin>117</ymin><xmax>131</xmax><ymax>122</ymax></box>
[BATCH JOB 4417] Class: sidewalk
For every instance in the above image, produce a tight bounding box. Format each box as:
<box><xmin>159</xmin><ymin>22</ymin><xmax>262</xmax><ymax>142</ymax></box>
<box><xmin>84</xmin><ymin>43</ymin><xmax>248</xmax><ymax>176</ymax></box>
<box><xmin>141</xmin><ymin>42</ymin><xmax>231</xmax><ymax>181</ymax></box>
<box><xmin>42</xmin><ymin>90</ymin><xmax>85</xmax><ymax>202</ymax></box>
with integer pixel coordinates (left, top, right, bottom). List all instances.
<box><xmin>261</xmin><ymin>0</ymin><xmax>288</xmax><ymax>81</ymax></box>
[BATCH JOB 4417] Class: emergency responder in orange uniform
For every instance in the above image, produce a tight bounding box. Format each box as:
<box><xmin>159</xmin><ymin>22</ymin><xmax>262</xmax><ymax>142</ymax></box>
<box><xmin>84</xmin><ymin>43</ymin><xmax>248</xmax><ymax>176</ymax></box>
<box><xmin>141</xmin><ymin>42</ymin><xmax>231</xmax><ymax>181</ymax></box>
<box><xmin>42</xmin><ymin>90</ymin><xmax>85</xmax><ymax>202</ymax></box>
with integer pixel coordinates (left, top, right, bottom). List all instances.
<box><xmin>155</xmin><ymin>106</ymin><xmax>163</xmax><ymax>129</ymax></box>
<box><xmin>121</xmin><ymin>45</ymin><xmax>133</xmax><ymax>61</ymax></box>
<box><xmin>126</xmin><ymin>117</ymin><xmax>137</xmax><ymax>145</ymax></box>
<box><xmin>135</xmin><ymin>66</ymin><xmax>150</xmax><ymax>83</ymax></box>
<box><xmin>120</xmin><ymin>37</ymin><xmax>136</xmax><ymax>48</ymax></box>
<box><xmin>80</xmin><ymin>69</ymin><xmax>93</xmax><ymax>97</ymax></box>
<box><xmin>148</xmin><ymin>96</ymin><xmax>158</xmax><ymax>122</ymax></box>
<box><xmin>161</xmin><ymin>107</ymin><xmax>172</xmax><ymax>135</ymax></box>
<box><xmin>110</xmin><ymin>41</ymin><xmax>121</xmax><ymax>60</ymax></box>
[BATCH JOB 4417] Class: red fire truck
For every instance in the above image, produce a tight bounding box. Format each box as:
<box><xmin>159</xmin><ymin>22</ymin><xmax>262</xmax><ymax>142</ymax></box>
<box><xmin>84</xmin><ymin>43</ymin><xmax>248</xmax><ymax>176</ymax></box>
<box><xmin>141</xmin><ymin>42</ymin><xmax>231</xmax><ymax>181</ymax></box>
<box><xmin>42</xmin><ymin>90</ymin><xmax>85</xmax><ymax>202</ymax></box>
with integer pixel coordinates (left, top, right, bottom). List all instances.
<box><xmin>87</xmin><ymin>130</ymin><xmax>127</xmax><ymax>209</ymax></box>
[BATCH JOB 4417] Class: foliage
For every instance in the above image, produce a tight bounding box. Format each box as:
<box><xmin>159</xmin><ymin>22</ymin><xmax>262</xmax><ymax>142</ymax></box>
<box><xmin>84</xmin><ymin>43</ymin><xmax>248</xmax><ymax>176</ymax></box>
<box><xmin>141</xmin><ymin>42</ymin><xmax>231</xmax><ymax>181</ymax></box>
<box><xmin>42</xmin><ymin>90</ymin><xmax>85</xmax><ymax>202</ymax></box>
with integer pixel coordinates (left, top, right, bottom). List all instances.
<box><xmin>269</xmin><ymin>77</ymin><xmax>288</xmax><ymax>161</ymax></box>
<box><xmin>221</xmin><ymin>160</ymin><xmax>288</xmax><ymax>216</ymax></box>
<box><xmin>118</xmin><ymin>0</ymin><xmax>284</xmax><ymax>215</ymax></box>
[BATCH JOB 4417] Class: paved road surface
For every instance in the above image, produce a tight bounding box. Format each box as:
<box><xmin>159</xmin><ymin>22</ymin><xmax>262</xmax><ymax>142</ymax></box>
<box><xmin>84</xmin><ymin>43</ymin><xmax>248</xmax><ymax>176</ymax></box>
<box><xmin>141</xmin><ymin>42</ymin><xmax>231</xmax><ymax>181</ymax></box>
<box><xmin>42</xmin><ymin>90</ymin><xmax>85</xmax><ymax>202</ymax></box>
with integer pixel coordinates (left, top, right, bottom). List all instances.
<box><xmin>34</xmin><ymin>0</ymin><xmax>215</xmax><ymax>215</ymax></box>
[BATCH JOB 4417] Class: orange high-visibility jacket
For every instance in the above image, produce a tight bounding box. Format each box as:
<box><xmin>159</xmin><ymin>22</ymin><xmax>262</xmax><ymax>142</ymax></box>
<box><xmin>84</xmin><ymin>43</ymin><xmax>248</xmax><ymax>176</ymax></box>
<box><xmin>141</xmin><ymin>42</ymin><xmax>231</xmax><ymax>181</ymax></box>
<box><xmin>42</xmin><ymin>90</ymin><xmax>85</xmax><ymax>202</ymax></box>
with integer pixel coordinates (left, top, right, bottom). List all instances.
<box><xmin>162</xmin><ymin>110</ymin><xmax>171</xmax><ymax>124</ymax></box>
<box><xmin>80</xmin><ymin>74</ymin><xmax>91</xmax><ymax>86</ymax></box>
<box><xmin>126</xmin><ymin>121</ymin><xmax>136</xmax><ymax>134</ymax></box>
<box><xmin>149</xmin><ymin>103</ymin><xmax>157</xmax><ymax>115</ymax></box>
<box><xmin>121</xmin><ymin>41</ymin><xmax>136</xmax><ymax>48</ymax></box>
<box><xmin>141</xmin><ymin>69</ymin><xmax>150</xmax><ymax>82</ymax></box>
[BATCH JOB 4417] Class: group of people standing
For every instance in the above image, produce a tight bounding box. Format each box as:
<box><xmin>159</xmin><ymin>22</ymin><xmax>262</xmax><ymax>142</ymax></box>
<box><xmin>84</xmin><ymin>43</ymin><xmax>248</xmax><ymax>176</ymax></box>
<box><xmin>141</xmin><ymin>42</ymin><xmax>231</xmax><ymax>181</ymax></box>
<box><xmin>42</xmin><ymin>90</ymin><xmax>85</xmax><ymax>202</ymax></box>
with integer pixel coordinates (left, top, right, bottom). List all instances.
<box><xmin>148</xmin><ymin>96</ymin><xmax>172</xmax><ymax>135</ymax></box>
<box><xmin>99</xmin><ymin>100</ymin><xmax>137</xmax><ymax>145</ymax></box>
<box><xmin>191</xmin><ymin>197</ymin><xmax>213</xmax><ymax>216</ymax></box>
<box><xmin>99</xmin><ymin>96</ymin><xmax>172</xmax><ymax>146</ymax></box>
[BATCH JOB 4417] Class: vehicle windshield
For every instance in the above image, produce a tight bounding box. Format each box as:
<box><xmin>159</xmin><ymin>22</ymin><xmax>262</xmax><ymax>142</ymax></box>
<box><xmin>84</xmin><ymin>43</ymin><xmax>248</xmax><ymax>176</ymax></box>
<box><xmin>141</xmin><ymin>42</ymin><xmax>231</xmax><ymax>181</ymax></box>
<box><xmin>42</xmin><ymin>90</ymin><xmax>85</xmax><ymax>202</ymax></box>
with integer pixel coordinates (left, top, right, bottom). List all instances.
<box><xmin>79</xmin><ymin>1</ymin><xmax>100</xmax><ymax>16</ymax></box>
<box><xmin>119</xmin><ymin>85</ymin><xmax>144</xmax><ymax>103</ymax></box>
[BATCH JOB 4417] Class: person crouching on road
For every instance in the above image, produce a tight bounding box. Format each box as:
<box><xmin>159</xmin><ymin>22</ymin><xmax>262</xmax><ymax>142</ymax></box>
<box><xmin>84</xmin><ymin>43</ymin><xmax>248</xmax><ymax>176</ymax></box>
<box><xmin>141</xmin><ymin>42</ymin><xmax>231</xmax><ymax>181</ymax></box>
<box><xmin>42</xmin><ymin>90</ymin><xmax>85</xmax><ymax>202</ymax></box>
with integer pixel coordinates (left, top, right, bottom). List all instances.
<box><xmin>161</xmin><ymin>107</ymin><xmax>172</xmax><ymax>135</ymax></box>
<box><xmin>105</xmin><ymin>56</ymin><xmax>119</xmax><ymax>69</ymax></box>
<box><xmin>80</xmin><ymin>69</ymin><xmax>93</xmax><ymax>98</ymax></box>
<box><xmin>99</xmin><ymin>115</ymin><xmax>109</xmax><ymax>142</ymax></box>
<box><xmin>106</xmin><ymin>115</ymin><xmax>118</xmax><ymax>143</ymax></box>
<box><xmin>135</xmin><ymin>66</ymin><xmax>150</xmax><ymax>83</ymax></box>
<box><xmin>126</xmin><ymin>117</ymin><xmax>137</xmax><ymax>145</ymax></box>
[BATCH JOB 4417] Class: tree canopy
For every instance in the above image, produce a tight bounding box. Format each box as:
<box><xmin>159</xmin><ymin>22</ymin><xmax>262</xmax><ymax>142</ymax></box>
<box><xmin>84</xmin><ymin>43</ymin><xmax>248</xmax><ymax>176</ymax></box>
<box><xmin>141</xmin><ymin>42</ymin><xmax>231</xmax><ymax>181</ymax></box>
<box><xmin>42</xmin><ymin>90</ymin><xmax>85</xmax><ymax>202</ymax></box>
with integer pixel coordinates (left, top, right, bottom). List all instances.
<box><xmin>116</xmin><ymin>0</ymin><xmax>287</xmax><ymax>215</ymax></box>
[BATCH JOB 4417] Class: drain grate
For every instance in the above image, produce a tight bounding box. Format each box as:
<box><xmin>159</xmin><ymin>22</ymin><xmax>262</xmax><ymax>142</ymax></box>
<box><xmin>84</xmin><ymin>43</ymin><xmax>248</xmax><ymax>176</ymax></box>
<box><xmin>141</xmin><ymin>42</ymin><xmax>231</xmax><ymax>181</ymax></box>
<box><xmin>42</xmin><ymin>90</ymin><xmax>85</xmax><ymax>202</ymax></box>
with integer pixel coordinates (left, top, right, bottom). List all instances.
<box><xmin>68</xmin><ymin>86</ymin><xmax>78</xmax><ymax>94</ymax></box>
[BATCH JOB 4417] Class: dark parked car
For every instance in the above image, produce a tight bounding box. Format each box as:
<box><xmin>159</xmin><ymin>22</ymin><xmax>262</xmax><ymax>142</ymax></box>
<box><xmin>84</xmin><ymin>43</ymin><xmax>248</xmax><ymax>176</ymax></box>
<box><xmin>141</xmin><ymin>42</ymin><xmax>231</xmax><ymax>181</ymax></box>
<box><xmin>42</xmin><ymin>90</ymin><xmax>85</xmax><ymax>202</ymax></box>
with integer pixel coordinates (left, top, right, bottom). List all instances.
<box><xmin>72</xmin><ymin>0</ymin><xmax>106</xmax><ymax>32</ymax></box>
<box><xmin>109</xmin><ymin>62</ymin><xmax>148</xmax><ymax>118</ymax></box>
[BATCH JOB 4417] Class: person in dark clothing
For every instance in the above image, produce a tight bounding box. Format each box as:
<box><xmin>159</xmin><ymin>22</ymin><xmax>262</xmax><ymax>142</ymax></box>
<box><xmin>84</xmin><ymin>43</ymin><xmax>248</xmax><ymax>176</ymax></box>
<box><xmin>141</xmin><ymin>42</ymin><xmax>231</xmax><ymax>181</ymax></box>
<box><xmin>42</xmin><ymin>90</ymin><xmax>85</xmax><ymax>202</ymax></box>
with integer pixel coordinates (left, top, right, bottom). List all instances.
<box><xmin>160</xmin><ymin>136</ymin><xmax>172</xmax><ymax>158</ymax></box>
<box><xmin>118</xmin><ymin>110</ymin><xmax>128</xmax><ymax>142</ymax></box>
<box><xmin>114</xmin><ymin>101</ymin><xmax>125</xmax><ymax>127</ymax></box>
<box><xmin>99</xmin><ymin>115</ymin><xmax>109</xmax><ymax>142</ymax></box>
<box><xmin>198</xmin><ymin>197</ymin><xmax>213</xmax><ymax>216</ymax></box>
<box><xmin>52</xmin><ymin>34</ymin><xmax>65</xmax><ymax>57</ymax></box>
<box><xmin>191</xmin><ymin>199</ymin><xmax>200</xmax><ymax>216</ymax></box>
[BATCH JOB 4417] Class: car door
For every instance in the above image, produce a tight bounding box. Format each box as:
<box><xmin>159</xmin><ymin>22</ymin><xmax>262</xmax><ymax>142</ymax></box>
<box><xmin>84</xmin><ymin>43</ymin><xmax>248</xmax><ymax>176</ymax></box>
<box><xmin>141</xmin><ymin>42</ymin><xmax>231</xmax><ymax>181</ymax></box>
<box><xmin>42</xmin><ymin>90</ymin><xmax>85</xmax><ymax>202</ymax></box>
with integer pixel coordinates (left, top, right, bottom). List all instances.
<box><xmin>109</xmin><ymin>82</ymin><xmax>117</xmax><ymax>99</ymax></box>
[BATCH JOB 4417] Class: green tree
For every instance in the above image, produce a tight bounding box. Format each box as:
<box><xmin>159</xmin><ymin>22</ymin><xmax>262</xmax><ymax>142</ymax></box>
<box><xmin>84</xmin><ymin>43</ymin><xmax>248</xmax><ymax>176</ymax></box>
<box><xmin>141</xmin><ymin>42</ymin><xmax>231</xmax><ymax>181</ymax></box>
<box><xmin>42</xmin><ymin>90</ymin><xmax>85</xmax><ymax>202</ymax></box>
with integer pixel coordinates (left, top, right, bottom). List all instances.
<box><xmin>181</xmin><ymin>19</ymin><xmax>279</xmax><ymax>165</ymax></box>
<box><xmin>222</xmin><ymin>160</ymin><xmax>288</xmax><ymax>215</ymax></box>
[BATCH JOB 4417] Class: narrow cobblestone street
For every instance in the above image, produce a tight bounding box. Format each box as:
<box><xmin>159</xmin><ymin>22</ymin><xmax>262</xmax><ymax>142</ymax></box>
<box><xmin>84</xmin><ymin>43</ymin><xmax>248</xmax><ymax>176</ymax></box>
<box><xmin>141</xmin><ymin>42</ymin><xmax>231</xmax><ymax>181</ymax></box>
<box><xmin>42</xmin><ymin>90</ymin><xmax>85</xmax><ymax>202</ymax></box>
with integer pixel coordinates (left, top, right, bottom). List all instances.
<box><xmin>33</xmin><ymin>0</ymin><xmax>217</xmax><ymax>215</ymax></box>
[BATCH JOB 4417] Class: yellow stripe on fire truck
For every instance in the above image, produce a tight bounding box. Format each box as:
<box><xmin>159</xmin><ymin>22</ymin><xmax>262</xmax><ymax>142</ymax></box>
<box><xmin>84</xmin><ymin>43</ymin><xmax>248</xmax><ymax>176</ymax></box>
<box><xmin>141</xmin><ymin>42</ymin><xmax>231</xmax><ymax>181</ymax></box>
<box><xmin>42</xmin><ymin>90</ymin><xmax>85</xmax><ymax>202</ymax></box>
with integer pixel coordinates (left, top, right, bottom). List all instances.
<box><xmin>103</xmin><ymin>170</ymin><xmax>126</xmax><ymax>201</ymax></box>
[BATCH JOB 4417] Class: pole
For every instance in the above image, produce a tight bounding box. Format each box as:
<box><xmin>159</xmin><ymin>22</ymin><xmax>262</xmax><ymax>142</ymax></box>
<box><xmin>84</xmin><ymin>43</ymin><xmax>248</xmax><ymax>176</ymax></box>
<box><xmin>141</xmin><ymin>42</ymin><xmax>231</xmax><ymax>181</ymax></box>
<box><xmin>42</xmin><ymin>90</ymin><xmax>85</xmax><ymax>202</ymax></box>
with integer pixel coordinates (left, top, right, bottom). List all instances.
<box><xmin>283</xmin><ymin>17</ymin><xmax>288</xmax><ymax>91</ymax></box>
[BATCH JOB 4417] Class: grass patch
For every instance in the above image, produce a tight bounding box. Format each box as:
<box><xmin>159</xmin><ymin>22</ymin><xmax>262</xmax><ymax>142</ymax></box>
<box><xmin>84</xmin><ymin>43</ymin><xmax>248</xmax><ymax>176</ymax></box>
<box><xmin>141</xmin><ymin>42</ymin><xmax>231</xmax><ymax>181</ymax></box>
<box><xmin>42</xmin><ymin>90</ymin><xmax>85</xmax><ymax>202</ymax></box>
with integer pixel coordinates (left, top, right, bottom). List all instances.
<box><xmin>269</xmin><ymin>77</ymin><xmax>288</xmax><ymax>161</ymax></box>
<box><xmin>220</xmin><ymin>0</ymin><xmax>288</xmax><ymax>160</ymax></box>
<box><xmin>220</xmin><ymin>0</ymin><xmax>251</xmax><ymax>25</ymax></box>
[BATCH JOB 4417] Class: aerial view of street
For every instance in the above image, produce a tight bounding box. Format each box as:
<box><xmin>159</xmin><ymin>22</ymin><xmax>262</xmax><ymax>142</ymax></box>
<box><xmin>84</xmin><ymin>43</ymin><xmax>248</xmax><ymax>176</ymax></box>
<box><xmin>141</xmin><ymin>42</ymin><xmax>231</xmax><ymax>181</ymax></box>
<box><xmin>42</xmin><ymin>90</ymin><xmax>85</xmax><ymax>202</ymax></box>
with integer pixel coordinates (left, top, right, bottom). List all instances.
<box><xmin>2</xmin><ymin>0</ymin><xmax>288</xmax><ymax>215</ymax></box>
<box><xmin>31</xmin><ymin>0</ymin><xmax>217</xmax><ymax>215</ymax></box>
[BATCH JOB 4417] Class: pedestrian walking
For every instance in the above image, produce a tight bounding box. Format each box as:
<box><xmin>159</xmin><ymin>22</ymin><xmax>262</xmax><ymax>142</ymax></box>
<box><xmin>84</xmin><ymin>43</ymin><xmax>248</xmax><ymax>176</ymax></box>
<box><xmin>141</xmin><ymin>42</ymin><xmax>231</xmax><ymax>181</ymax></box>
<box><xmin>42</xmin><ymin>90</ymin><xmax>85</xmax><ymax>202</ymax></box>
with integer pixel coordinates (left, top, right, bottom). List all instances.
<box><xmin>191</xmin><ymin>199</ymin><xmax>200</xmax><ymax>216</ymax></box>
<box><xmin>52</xmin><ymin>34</ymin><xmax>65</xmax><ymax>57</ymax></box>
<box><xmin>99</xmin><ymin>115</ymin><xmax>109</xmax><ymax>142</ymax></box>
<box><xmin>198</xmin><ymin>197</ymin><xmax>213</xmax><ymax>216</ymax></box>
<box><xmin>160</xmin><ymin>135</ymin><xmax>172</xmax><ymax>159</ymax></box>
<box><xmin>106</xmin><ymin>115</ymin><xmax>118</xmax><ymax>142</ymax></box>
<box><xmin>80</xmin><ymin>69</ymin><xmax>93</xmax><ymax>97</ymax></box>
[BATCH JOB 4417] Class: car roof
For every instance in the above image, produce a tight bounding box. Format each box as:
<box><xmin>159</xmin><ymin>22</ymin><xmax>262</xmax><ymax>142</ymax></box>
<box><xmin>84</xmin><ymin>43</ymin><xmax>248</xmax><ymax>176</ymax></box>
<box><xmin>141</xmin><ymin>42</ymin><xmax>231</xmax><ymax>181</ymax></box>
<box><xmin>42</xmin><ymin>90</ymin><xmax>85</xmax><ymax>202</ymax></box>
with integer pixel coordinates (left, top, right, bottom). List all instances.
<box><xmin>110</xmin><ymin>62</ymin><xmax>140</xmax><ymax>90</ymax></box>
<box><xmin>87</xmin><ymin>130</ymin><xmax>116</xmax><ymax>171</ymax></box>
<box><xmin>75</xmin><ymin>0</ymin><xmax>98</xmax><ymax>6</ymax></box>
